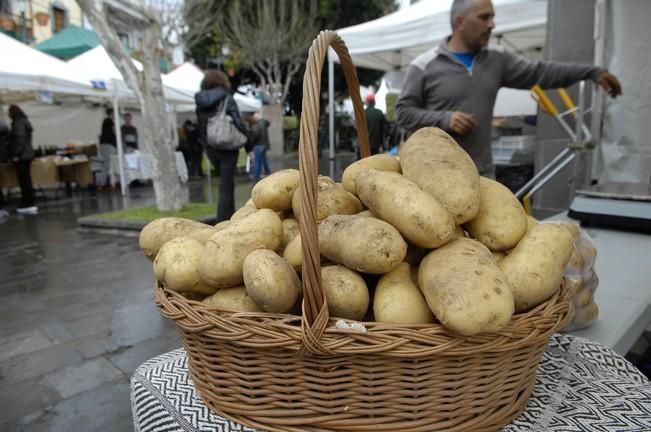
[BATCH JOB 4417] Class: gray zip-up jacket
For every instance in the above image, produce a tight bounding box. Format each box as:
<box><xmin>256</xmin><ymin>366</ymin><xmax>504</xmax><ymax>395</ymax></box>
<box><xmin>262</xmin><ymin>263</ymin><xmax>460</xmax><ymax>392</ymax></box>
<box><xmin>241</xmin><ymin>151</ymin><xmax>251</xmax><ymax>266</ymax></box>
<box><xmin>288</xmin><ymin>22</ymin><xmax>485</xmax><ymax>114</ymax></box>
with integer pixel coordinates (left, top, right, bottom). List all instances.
<box><xmin>396</xmin><ymin>38</ymin><xmax>603</xmax><ymax>175</ymax></box>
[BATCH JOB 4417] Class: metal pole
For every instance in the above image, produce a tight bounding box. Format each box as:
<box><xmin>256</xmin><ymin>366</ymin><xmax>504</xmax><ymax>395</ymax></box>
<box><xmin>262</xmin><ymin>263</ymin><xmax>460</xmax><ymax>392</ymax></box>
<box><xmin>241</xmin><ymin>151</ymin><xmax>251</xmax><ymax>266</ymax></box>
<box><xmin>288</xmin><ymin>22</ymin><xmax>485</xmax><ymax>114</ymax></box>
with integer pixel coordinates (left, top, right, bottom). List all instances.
<box><xmin>112</xmin><ymin>93</ymin><xmax>127</xmax><ymax>196</ymax></box>
<box><xmin>328</xmin><ymin>56</ymin><xmax>335</xmax><ymax>179</ymax></box>
<box><xmin>515</xmin><ymin>148</ymin><xmax>573</xmax><ymax>199</ymax></box>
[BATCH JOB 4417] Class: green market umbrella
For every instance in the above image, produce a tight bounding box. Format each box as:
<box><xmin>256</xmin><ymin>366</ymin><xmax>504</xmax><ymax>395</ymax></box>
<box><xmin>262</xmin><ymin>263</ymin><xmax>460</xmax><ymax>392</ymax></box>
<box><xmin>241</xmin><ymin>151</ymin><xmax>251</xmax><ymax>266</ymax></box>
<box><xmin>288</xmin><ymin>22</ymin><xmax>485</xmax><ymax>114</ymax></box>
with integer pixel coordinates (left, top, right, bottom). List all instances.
<box><xmin>34</xmin><ymin>25</ymin><xmax>99</xmax><ymax>60</ymax></box>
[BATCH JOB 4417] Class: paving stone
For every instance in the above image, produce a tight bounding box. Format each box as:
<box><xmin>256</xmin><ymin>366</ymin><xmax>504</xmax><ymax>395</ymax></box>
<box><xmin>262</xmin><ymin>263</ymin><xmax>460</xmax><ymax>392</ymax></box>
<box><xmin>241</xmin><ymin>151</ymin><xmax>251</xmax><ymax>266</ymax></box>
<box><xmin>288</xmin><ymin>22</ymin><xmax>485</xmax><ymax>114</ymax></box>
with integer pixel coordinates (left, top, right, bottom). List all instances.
<box><xmin>44</xmin><ymin>357</ymin><xmax>124</xmax><ymax>399</ymax></box>
<box><xmin>108</xmin><ymin>333</ymin><xmax>181</xmax><ymax>374</ymax></box>
<box><xmin>0</xmin><ymin>343</ymin><xmax>83</xmax><ymax>385</ymax></box>
<box><xmin>39</xmin><ymin>322</ymin><xmax>75</xmax><ymax>344</ymax></box>
<box><xmin>0</xmin><ymin>377</ymin><xmax>61</xmax><ymax>423</ymax></box>
<box><xmin>4</xmin><ymin>376</ymin><xmax>132</xmax><ymax>432</ymax></box>
<box><xmin>0</xmin><ymin>329</ymin><xmax>53</xmax><ymax>363</ymax></box>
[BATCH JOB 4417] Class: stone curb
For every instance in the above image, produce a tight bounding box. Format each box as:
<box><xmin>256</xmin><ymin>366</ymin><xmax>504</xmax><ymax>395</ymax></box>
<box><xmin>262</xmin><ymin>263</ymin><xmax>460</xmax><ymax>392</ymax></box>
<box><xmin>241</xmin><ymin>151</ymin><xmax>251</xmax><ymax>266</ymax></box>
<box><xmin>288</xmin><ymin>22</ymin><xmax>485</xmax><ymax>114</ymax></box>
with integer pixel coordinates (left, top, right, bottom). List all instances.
<box><xmin>77</xmin><ymin>215</ymin><xmax>217</xmax><ymax>231</ymax></box>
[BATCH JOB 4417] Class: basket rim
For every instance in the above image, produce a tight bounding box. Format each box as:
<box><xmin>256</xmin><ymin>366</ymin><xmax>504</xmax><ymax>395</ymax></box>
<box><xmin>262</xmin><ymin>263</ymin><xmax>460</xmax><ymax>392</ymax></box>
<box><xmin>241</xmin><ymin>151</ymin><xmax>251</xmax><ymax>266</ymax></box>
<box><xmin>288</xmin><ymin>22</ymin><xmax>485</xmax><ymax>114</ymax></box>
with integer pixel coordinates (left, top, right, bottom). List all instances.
<box><xmin>155</xmin><ymin>279</ymin><xmax>572</xmax><ymax>358</ymax></box>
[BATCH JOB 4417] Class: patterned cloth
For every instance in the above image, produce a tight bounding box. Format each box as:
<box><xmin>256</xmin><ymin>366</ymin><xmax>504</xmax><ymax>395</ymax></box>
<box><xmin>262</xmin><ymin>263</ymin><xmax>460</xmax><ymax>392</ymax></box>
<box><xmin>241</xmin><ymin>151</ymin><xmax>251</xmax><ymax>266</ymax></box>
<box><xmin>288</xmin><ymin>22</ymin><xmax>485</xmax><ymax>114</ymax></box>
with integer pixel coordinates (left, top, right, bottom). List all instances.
<box><xmin>131</xmin><ymin>334</ymin><xmax>651</xmax><ymax>432</ymax></box>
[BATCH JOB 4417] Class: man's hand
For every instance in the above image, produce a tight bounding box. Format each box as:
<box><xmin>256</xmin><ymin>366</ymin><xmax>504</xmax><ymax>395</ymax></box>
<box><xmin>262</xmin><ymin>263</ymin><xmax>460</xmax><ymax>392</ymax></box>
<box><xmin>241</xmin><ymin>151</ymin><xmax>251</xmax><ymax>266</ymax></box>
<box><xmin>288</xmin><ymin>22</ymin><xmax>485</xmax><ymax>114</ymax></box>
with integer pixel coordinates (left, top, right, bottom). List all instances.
<box><xmin>448</xmin><ymin>111</ymin><xmax>477</xmax><ymax>135</ymax></box>
<box><xmin>596</xmin><ymin>71</ymin><xmax>622</xmax><ymax>98</ymax></box>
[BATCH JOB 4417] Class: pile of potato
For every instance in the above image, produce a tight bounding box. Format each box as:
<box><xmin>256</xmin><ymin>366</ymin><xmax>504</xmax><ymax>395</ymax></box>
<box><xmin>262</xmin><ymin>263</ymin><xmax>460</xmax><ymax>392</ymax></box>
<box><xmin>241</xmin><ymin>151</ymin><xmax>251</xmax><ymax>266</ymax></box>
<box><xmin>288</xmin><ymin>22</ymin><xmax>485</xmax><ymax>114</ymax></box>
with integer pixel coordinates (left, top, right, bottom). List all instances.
<box><xmin>141</xmin><ymin>127</ymin><xmax>580</xmax><ymax>336</ymax></box>
<box><xmin>561</xmin><ymin>230</ymin><xmax>599</xmax><ymax>331</ymax></box>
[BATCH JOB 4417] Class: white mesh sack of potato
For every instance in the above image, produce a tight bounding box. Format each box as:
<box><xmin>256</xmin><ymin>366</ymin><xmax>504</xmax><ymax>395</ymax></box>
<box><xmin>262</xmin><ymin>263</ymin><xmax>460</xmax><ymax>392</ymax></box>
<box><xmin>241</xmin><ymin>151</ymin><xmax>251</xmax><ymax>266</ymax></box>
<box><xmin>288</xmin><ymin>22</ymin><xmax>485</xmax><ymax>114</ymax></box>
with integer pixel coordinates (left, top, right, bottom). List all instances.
<box><xmin>562</xmin><ymin>227</ymin><xmax>600</xmax><ymax>331</ymax></box>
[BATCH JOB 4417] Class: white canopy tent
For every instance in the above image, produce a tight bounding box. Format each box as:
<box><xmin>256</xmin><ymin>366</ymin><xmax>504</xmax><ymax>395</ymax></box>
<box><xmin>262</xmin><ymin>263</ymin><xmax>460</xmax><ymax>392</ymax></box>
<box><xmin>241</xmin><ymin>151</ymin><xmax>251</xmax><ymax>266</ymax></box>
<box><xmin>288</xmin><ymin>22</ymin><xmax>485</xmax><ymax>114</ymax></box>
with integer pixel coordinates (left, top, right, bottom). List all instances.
<box><xmin>67</xmin><ymin>46</ymin><xmax>198</xmax><ymax>195</ymax></box>
<box><xmin>163</xmin><ymin>62</ymin><xmax>262</xmax><ymax>113</ymax></box>
<box><xmin>0</xmin><ymin>32</ymin><xmax>103</xmax><ymax>101</ymax></box>
<box><xmin>325</xmin><ymin>0</ymin><xmax>547</xmax><ymax>175</ymax></box>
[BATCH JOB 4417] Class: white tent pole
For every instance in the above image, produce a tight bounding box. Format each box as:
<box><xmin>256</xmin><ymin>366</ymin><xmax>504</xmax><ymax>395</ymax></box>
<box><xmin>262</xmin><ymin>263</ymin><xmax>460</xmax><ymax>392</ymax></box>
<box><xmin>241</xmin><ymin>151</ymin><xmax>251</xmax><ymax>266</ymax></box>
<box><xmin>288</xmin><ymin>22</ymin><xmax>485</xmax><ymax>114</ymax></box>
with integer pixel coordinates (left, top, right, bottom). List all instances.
<box><xmin>591</xmin><ymin>0</ymin><xmax>607</xmax><ymax>181</ymax></box>
<box><xmin>328</xmin><ymin>56</ymin><xmax>335</xmax><ymax>179</ymax></box>
<box><xmin>112</xmin><ymin>90</ymin><xmax>127</xmax><ymax>196</ymax></box>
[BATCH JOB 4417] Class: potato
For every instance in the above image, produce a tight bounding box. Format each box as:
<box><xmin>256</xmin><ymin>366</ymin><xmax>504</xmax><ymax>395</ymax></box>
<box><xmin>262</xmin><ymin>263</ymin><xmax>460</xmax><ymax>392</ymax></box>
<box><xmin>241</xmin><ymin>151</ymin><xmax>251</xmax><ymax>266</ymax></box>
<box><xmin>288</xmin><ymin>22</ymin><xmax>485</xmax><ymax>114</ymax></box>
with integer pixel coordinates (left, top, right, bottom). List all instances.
<box><xmin>230</xmin><ymin>199</ymin><xmax>258</xmax><ymax>222</ymax></box>
<box><xmin>214</xmin><ymin>220</ymin><xmax>231</xmax><ymax>231</ymax></box>
<box><xmin>573</xmin><ymin>284</ymin><xmax>593</xmax><ymax>308</ymax></box>
<box><xmin>357</xmin><ymin>209</ymin><xmax>376</xmax><ymax>218</ymax></box>
<box><xmin>566</xmin><ymin>245</ymin><xmax>584</xmax><ymax>275</ymax></box>
<box><xmin>492</xmin><ymin>251</ymin><xmax>507</xmax><ymax>262</ymax></box>
<box><xmin>374</xmin><ymin>263</ymin><xmax>433</xmax><ymax>324</ymax></box>
<box><xmin>139</xmin><ymin>217</ymin><xmax>210</xmax><ymax>261</ymax></box>
<box><xmin>154</xmin><ymin>237</ymin><xmax>217</xmax><ymax>295</ymax></box>
<box><xmin>464</xmin><ymin>177</ymin><xmax>527</xmax><ymax>251</ymax></box>
<box><xmin>187</xmin><ymin>227</ymin><xmax>218</xmax><ymax>244</ymax></box>
<box><xmin>499</xmin><ymin>223</ymin><xmax>575</xmax><ymax>312</ymax></box>
<box><xmin>293</xmin><ymin>176</ymin><xmax>363</xmax><ymax>222</ymax></box>
<box><xmin>243</xmin><ymin>249</ymin><xmax>301</xmax><ymax>313</ymax></box>
<box><xmin>202</xmin><ymin>286</ymin><xmax>262</xmax><ymax>312</ymax></box>
<box><xmin>251</xmin><ymin>169</ymin><xmax>300</xmax><ymax>211</ymax></box>
<box><xmin>454</xmin><ymin>226</ymin><xmax>466</xmax><ymax>239</ymax></box>
<box><xmin>400</xmin><ymin>127</ymin><xmax>480</xmax><ymax>224</ymax></box>
<box><xmin>281</xmin><ymin>218</ymin><xmax>300</xmax><ymax>249</ymax></box>
<box><xmin>341</xmin><ymin>154</ymin><xmax>401</xmax><ymax>194</ymax></box>
<box><xmin>200</xmin><ymin>209</ymin><xmax>283</xmax><ymax>288</ymax></box>
<box><xmin>573</xmin><ymin>302</ymin><xmax>599</xmax><ymax>324</ymax></box>
<box><xmin>322</xmin><ymin>265</ymin><xmax>369</xmax><ymax>321</ymax></box>
<box><xmin>282</xmin><ymin>234</ymin><xmax>302</xmax><ymax>271</ymax></box>
<box><xmin>419</xmin><ymin>238</ymin><xmax>514</xmax><ymax>335</ymax></box>
<box><xmin>525</xmin><ymin>215</ymin><xmax>538</xmax><ymax>233</ymax></box>
<box><xmin>356</xmin><ymin>169</ymin><xmax>455</xmax><ymax>248</ymax></box>
<box><xmin>319</xmin><ymin>214</ymin><xmax>407</xmax><ymax>274</ymax></box>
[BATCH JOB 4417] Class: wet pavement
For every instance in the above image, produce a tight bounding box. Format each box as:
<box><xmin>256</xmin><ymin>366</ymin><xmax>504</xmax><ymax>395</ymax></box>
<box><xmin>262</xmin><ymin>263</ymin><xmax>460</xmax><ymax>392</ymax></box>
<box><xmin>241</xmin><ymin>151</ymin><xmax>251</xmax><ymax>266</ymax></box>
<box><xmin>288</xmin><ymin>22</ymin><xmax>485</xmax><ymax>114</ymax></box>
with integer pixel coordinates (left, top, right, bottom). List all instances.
<box><xmin>0</xmin><ymin>153</ymin><xmax>356</xmax><ymax>432</ymax></box>
<box><xmin>0</xmin><ymin>179</ymin><xmax>251</xmax><ymax>432</ymax></box>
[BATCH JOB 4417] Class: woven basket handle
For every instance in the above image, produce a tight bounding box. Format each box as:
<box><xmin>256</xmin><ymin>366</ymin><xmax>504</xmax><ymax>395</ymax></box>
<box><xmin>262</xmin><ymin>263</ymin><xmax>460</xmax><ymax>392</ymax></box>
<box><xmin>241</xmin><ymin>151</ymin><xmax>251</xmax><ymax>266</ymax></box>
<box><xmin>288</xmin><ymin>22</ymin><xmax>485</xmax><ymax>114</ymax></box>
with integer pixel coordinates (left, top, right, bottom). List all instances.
<box><xmin>298</xmin><ymin>31</ymin><xmax>370</xmax><ymax>355</ymax></box>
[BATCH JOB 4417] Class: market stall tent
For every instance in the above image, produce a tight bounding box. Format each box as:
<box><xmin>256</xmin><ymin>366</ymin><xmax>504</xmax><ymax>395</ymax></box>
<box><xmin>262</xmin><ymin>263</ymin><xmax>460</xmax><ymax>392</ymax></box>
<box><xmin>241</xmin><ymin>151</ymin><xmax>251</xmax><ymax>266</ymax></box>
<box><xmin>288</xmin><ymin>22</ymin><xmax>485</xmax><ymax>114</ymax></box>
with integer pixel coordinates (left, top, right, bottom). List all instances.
<box><xmin>0</xmin><ymin>32</ymin><xmax>101</xmax><ymax>100</ymax></box>
<box><xmin>67</xmin><ymin>45</ymin><xmax>193</xmax><ymax>105</ymax></box>
<box><xmin>163</xmin><ymin>62</ymin><xmax>262</xmax><ymax>113</ymax></box>
<box><xmin>34</xmin><ymin>24</ymin><xmax>100</xmax><ymax>60</ymax></box>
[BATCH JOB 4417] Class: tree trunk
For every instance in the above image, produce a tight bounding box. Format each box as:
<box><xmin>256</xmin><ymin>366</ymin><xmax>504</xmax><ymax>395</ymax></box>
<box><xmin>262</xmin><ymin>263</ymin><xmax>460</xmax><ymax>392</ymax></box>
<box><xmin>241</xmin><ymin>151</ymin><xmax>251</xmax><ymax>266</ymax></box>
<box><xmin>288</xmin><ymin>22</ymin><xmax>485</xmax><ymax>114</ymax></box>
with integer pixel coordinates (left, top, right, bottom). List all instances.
<box><xmin>77</xmin><ymin>0</ymin><xmax>188</xmax><ymax>211</ymax></box>
<box><xmin>264</xmin><ymin>104</ymin><xmax>285</xmax><ymax>156</ymax></box>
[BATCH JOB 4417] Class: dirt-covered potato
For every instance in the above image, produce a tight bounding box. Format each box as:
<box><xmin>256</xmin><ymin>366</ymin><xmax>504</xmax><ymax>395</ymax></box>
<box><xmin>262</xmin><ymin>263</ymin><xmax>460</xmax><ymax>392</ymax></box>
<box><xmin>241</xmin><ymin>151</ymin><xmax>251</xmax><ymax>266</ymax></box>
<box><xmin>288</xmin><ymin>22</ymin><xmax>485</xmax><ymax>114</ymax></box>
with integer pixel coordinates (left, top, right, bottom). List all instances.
<box><xmin>200</xmin><ymin>209</ymin><xmax>283</xmax><ymax>288</ymax></box>
<box><xmin>292</xmin><ymin>176</ymin><xmax>363</xmax><ymax>222</ymax></box>
<box><xmin>341</xmin><ymin>154</ymin><xmax>401</xmax><ymax>195</ymax></box>
<box><xmin>281</xmin><ymin>218</ymin><xmax>300</xmax><ymax>249</ymax></box>
<box><xmin>251</xmin><ymin>169</ymin><xmax>300</xmax><ymax>212</ymax></box>
<box><xmin>139</xmin><ymin>217</ymin><xmax>211</xmax><ymax>261</ymax></box>
<box><xmin>464</xmin><ymin>177</ymin><xmax>527</xmax><ymax>251</ymax></box>
<box><xmin>374</xmin><ymin>263</ymin><xmax>433</xmax><ymax>324</ymax></box>
<box><xmin>419</xmin><ymin>238</ymin><xmax>514</xmax><ymax>335</ymax></box>
<box><xmin>499</xmin><ymin>223</ymin><xmax>575</xmax><ymax>312</ymax></box>
<box><xmin>243</xmin><ymin>249</ymin><xmax>301</xmax><ymax>313</ymax></box>
<box><xmin>282</xmin><ymin>234</ymin><xmax>302</xmax><ymax>271</ymax></box>
<box><xmin>356</xmin><ymin>169</ymin><xmax>455</xmax><ymax>249</ymax></box>
<box><xmin>202</xmin><ymin>286</ymin><xmax>262</xmax><ymax>312</ymax></box>
<box><xmin>230</xmin><ymin>199</ymin><xmax>258</xmax><ymax>222</ymax></box>
<box><xmin>400</xmin><ymin>127</ymin><xmax>480</xmax><ymax>224</ymax></box>
<box><xmin>525</xmin><ymin>215</ymin><xmax>538</xmax><ymax>233</ymax></box>
<box><xmin>154</xmin><ymin>237</ymin><xmax>217</xmax><ymax>295</ymax></box>
<box><xmin>322</xmin><ymin>265</ymin><xmax>369</xmax><ymax>321</ymax></box>
<box><xmin>319</xmin><ymin>214</ymin><xmax>407</xmax><ymax>274</ymax></box>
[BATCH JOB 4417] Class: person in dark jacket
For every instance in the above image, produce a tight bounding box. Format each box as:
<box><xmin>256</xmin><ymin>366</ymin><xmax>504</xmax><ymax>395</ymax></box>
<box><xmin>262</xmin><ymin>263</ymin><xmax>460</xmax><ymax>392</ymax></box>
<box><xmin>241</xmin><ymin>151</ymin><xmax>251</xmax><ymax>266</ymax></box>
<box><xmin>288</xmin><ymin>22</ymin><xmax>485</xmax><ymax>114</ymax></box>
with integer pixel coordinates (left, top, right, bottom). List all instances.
<box><xmin>98</xmin><ymin>107</ymin><xmax>117</xmax><ymax>189</ymax></box>
<box><xmin>396</xmin><ymin>0</ymin><xmax>622</xmax><ymax>178</ymax></box>
<box><xmin>363</xmin><ymin>94</ymin><xmax>387</xmax><ymax>156</ymax></box>
<box><xmin>0</xmin><ymin>119</ymin><xmax>9</xmax><ymax>218</ymax></box>
<box><xmin>8</xmin><ymin>105</ymin><xmax>37</xmax><ymax>214</ymax></box>
<box><xmin>246</xmin><ymin>113</ymin><xmax>271</xmax><ymax>182</ymax></box>
<box><xmin>181</xmin><ymin>119</ymin><xmax>203</xmax><ymax>179</ymax></box>
<box><xmin>195</xmin><ymin>69</ymin><xmax>249</xmax><ymax>222</ymax></box>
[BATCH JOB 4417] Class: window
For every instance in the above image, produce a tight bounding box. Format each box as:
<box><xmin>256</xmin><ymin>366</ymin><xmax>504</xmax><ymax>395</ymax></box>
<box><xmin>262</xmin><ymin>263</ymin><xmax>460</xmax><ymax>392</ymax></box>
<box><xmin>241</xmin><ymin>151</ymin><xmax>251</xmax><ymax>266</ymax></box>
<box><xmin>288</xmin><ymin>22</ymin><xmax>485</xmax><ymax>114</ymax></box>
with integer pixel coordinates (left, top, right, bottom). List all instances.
<box><xmin>0</xmin><ymin>0</ymin><xmax>12</xmax><ymax>15</ymax></box>
<box><xmin>52</xmin><ymin>6</ymin><xmax>66</xmax><ymax>33</ymax></box>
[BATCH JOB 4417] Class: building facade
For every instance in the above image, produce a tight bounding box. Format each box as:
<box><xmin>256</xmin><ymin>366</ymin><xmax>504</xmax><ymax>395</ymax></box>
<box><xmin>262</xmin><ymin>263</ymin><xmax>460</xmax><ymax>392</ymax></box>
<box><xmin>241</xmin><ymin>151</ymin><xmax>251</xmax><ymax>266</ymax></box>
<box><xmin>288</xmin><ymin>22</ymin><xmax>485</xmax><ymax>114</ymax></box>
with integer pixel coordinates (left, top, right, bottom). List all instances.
<box><xmin>0</xmin><ymin>0</ymin><xmax>83</xmax><ymax>44</ymax></box>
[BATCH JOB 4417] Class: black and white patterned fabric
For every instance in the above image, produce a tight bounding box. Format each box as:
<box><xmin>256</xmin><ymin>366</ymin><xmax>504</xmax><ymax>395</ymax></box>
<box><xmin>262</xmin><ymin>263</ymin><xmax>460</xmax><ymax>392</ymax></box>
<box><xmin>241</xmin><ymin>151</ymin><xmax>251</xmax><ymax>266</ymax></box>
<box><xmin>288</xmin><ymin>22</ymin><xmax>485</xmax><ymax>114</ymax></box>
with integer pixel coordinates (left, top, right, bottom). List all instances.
<box><xmin>131</xmin><ymin>334</ymin><xmax>651</xmax><ymax>432</ymax></box>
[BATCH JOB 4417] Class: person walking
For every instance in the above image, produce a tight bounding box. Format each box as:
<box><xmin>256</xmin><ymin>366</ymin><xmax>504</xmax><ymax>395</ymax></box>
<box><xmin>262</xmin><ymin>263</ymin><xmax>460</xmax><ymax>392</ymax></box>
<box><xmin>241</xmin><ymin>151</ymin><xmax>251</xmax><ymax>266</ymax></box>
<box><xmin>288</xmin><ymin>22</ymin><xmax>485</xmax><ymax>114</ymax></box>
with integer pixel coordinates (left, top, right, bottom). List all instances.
<box><xmin>195</xmin><ymin>69</ymin><xmax>249</xmax><ymax>222</ymax></box>
<box><xmin>0</xmin><ymin>119</ymin><xmax>9</xmax><ymax>219</ymax></box>
<box><xmin>395</xmin><ymin>0</ymin><xmax>622</xmax><ymax>178</ymax></box>
<box><xmin>246</xmin><ymin>113</ymin><xmax>271</xmax><ymax>182</ymax></box>
<box><xmin>363</xmin><ymin>94</ymin><xmax>387</xmax><ymax>156</ymax></box>
<box><xmin>98</xmin><ymin>107</ymin><xmax>117</xmax><ymax>190</ymax></box>
<box><xmin>8</xmin><ymin>105</ymin><xmax>37</xmax><ymax>214</ymax></box>
<box><xmin>181</xmin><ymin>119</ymin><xmax>203</xmax><ymax>179</ymax></box>
<box><xmin>121</xmin><ymin>112</ymin><xmax>138</xmax><ymax>153</ymax></box>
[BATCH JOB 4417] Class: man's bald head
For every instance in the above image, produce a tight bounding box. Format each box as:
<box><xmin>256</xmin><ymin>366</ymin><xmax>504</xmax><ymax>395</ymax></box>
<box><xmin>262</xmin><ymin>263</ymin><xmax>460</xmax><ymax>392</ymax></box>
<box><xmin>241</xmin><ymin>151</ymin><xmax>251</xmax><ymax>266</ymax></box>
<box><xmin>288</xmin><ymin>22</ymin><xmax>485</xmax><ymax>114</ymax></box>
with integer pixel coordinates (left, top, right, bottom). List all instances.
<box><xmin>450</xmin><ymin>0</ymin><xmax>477</xmax><ymax>29</ymax></box>
<box><xmin>449</xmin><ymin>0</ymin><xmax>495</xmax><ymax>51</ymax></box>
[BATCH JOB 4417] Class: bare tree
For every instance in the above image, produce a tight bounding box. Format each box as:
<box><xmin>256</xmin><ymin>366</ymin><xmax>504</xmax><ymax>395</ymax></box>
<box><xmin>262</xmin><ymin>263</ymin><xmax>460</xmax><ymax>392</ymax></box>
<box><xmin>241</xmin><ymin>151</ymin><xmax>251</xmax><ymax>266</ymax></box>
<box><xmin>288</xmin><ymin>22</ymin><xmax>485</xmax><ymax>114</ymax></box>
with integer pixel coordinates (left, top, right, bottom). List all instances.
<box><xmin>185</xmin><ymin>0</ymin><xmax>318</xmax><ymax>106</ymax></box>
<box><xmin>77</xmin><ymin>0</ymin><xmax>187</xmax><ymax>211</ymax></box>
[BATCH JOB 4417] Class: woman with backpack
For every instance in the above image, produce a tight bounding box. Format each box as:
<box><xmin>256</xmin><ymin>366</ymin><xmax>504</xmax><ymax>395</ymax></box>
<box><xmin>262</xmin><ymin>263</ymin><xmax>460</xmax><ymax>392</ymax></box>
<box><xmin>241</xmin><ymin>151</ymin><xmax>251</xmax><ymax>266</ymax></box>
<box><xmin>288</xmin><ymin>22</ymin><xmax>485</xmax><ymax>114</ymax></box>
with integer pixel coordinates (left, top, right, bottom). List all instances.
<box><xmin>195</xmin><ymin>69</ymin><xmax>249</xmax><ymax>222</ymax></box>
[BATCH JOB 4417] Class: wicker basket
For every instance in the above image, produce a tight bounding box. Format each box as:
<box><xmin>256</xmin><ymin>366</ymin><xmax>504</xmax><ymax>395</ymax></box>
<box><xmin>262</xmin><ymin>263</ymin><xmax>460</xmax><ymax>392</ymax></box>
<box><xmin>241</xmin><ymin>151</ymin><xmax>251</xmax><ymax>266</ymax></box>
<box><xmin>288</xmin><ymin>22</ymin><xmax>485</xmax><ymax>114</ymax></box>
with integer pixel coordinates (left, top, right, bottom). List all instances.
<box><xmin>156</xmin><ymin>30</ymin><xmax>572</xmax><ymax>432</ymax></box>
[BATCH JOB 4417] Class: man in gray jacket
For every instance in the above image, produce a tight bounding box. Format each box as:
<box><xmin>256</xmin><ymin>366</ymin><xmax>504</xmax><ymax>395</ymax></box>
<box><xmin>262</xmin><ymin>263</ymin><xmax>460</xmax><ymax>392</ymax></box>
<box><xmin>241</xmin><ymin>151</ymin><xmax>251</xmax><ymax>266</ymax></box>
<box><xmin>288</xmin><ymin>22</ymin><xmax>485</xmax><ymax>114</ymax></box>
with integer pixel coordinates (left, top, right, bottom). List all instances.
<box><xmin>396</xmin><ymin>0</ymin><xmax>622</xmax><ymax>177</ymax></box>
